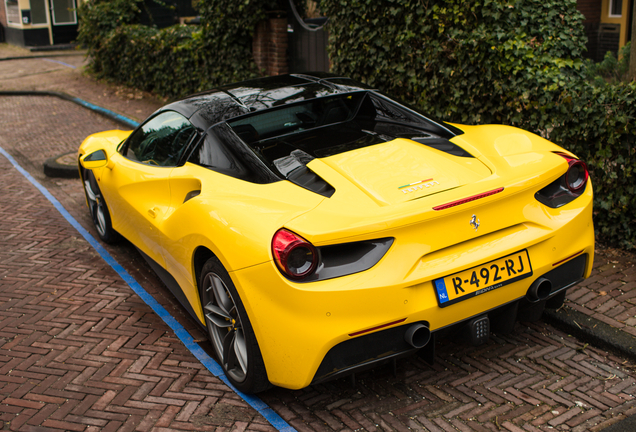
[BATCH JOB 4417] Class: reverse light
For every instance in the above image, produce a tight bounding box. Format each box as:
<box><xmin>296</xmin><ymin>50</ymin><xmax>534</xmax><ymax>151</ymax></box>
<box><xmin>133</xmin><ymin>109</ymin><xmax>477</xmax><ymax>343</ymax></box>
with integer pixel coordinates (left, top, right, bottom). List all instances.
<box><xmin>272</xmin><ymin>229</ymin><xmax>318</xmax><ymax>279</ymax></box>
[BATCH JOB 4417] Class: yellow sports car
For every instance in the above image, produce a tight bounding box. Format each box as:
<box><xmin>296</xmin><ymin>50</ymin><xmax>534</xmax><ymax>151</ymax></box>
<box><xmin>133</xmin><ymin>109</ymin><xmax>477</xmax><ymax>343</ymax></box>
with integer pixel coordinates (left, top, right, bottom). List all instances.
<box><xmin>78</xmin><ymin>74</ymin><xmax>593</xmax><ymax>393</ymax></box>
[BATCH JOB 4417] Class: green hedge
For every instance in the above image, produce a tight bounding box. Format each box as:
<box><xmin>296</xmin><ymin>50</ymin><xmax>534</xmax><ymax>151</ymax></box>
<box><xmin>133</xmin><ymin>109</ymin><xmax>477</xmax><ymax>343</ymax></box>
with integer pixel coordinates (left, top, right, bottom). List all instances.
<box><xmin>77</xmin><ymin>0</ymin><xmax>277</xmax><ymax>99</ymax></box>
<box><xmin>87</xmin><ymin>24</ymin><xmax>202</xmax><ymax>97</ymax></box>
<box><xmin>320</xmin><ymin>0</ymin><xmax>587</xmax><ymax>126</ymax></box>
<box><xmin>76</xmin><ymin>0</ymin><xmax>142</xmax><ymax>65</ymax></box>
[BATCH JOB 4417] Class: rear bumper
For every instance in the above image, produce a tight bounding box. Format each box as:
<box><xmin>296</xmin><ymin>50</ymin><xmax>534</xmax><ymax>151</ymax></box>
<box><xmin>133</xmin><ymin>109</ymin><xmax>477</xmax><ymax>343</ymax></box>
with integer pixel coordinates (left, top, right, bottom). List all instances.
<box><xmin>311</xmin><ymin>252</ymin><xmax>587</xmax><ymax>384</ymax></box>
<box><xmin>231</xmin><ymin>186</ymin><xmax>594</xmax><ymax>390</ymax></box>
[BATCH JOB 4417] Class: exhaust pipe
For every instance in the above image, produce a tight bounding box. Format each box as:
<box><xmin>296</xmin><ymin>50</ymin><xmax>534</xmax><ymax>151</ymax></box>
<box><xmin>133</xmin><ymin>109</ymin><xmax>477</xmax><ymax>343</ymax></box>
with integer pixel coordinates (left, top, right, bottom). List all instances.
<box><xmin>404</xmin><ymin>323</ymin><xmax>431</xmax><ymax>349</ymax></box>
<box><xmin>527</xmin><ymin>277</ymin><xmax>552</xmax><ymax>302</ymax></box>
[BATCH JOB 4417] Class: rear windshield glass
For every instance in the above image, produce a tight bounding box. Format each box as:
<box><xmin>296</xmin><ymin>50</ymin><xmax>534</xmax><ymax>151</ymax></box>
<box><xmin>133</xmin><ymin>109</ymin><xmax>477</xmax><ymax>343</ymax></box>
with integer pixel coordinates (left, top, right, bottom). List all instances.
<box><xmin>226</xmin><ymin>91</ymin><xmax>460</xmax><ymax>178</ymax></box>
<box><xmin>228</xmin><ymin>92</ymin><xmax>365</xmax><ymax>142</ymax></box>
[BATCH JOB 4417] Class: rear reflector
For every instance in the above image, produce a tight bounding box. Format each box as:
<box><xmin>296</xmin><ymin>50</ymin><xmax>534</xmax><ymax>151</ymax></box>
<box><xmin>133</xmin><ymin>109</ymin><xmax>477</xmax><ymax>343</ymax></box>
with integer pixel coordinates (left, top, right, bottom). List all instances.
<box><xmin>552</xmin><ymin>250</ymin><xmax>584</xmax><ymax>267</ymax></box>
<box><xmin>433</xmin><ymin>187</ymin><xmax>504</xmax><ymax>211</ymax></box>
<box><xmin>348</xmin><ymin>318</ymin><xmax>407</xmax><ymax>337</ymax></box>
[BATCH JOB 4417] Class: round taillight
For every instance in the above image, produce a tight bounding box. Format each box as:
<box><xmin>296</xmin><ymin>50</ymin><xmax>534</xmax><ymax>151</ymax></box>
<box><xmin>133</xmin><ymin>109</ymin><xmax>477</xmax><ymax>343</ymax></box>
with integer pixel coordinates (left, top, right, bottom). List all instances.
<box><xmin>565</xmin><ymin>160</ymin><xmax>588</xmax><ymax>193</ymax></box>
<box><xmin>272</xmin><ymin>229</ymin><xmax>317</xmax><ymax>279</ymax></box>
<box><xmin>555</xmin><ymin>152</ymin><xmax>589</xmax><ymax>194</ymax></box>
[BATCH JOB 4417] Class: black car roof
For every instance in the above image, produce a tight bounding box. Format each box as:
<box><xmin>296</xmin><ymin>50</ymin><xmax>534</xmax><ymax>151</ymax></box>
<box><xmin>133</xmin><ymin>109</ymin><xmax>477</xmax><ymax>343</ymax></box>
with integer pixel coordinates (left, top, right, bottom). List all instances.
<box><xmin>160</xmin><ymin>73</ymin><xmax>372</xmax><ymax>129</ymax></box>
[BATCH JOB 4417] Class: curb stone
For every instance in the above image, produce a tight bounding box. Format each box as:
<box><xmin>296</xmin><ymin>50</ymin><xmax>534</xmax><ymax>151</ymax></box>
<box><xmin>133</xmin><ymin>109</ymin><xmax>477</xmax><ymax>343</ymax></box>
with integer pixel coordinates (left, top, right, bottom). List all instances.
<box><xmin>0</xmin><ymin>90</ymin><xmax>139</xmax><ymax>128</ymax></box>
<box><xmin>0</xmin><ymin>53</ymin><xmax>85</xmax><ymax>61</ymax></box>
<box><xmin>43</xmin><ymin>152</ymin><xmax>79</xmax><ymax>178</ymax></box>
<box><xmin>543</xmin><ymin>306</ymin><xmax>636</xmax><ymax>362</ymax></box>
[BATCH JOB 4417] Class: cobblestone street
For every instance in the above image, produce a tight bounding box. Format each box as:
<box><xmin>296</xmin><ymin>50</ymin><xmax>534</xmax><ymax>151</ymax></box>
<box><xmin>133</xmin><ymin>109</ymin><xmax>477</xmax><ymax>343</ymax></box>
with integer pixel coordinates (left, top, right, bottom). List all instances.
<box><xmin>2</xmin><ymin>47</ymin><xmax>636</xmax><ymax>431</ymax></box>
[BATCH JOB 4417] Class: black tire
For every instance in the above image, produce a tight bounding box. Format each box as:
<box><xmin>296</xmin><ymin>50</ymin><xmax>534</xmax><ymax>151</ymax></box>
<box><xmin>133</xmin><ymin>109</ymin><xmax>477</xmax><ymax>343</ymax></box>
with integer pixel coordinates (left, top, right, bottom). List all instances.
<box><xmin>82</xmin><ymin>168</ymin><xmax>119</xmax><ymax>244</ymax></box>
<box><xmin>199</xmin><ymin>256</ymin><xmax>270</xmax><ymax>393</ymax></box>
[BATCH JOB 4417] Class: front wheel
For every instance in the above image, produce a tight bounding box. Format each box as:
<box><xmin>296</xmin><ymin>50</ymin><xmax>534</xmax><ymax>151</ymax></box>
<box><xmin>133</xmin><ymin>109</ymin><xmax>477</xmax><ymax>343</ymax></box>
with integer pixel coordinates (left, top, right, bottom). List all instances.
<box><xmin>82</xmin><ymin>168</ymin><xmax>118</xmax><ymax>243</ymax></box>
<box><xmin>199</xmin><ymin>257</ymin><xmax>270</xmax><ymax>393</ymax></box>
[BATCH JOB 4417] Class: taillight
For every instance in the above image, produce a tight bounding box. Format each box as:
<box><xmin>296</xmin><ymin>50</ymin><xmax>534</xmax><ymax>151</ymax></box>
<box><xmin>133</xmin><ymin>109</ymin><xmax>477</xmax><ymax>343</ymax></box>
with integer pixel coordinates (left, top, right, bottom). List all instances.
<box><xmin>535</xmin><ymin>152</ymin><xmax>590</xmax><ymax>208</ymax></box>
<box><xmin>556</xmin><ymin>152</ymin><xmax>589</xmax><ymax>193</ymax></box>
<box><xmin>272</xmin><ymin>229</ymin><xmax>318</xmax><ymax>280</ymax></box>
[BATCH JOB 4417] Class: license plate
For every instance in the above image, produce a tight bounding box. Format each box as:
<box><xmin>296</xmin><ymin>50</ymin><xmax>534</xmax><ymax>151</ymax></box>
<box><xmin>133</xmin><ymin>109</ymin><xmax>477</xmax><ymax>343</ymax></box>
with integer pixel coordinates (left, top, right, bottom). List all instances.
<box><xmin>433</xmin><ymin>250</ymin><xmax>532</xmax><ymax>308</ymax></box>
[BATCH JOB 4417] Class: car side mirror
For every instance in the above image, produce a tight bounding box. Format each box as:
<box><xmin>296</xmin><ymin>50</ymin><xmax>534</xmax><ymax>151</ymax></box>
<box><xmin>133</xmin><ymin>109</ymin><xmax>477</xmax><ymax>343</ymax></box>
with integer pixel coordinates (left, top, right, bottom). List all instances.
<box><xmin>80</xmin><ymin>150</ymin><xmax>109</xmax><ymax>170</ymax></box>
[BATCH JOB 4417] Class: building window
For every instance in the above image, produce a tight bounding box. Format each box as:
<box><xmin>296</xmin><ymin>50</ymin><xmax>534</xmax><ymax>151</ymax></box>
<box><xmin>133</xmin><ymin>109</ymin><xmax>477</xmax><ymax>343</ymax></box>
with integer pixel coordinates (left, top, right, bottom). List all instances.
<box><xmin>5</xmin><ymin>0</ymin><xmax>19</xmax><ymax>24</ymax></box>
<box><xmin>51</xmin><ymin>0</ymin><xmax>77</xmax><ymax>25</ymax></box>
<box><xmin>609</xmin><ymin>0</ymin><xmax>623</xmax><ymax>17</ymax></box>
<box><xmin>31</xmin><ymin>0</ymin><xmax>48</xmax><ymax>25</ymax></box>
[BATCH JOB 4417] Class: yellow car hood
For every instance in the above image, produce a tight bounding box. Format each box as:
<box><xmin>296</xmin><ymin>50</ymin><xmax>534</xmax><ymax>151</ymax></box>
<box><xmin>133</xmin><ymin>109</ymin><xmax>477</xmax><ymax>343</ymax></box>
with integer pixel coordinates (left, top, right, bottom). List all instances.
<box><xmin>318</xmin><ymin>138</ymin><xmax>491</xmax><ymax>206</ymax></box>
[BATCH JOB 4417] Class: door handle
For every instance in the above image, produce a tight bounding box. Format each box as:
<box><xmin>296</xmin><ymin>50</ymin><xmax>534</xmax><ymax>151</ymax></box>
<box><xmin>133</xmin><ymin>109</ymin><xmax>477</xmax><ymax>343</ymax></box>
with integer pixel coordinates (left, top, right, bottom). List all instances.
<box><xmin>148</xmin><ymin>208</ymin><xmax>158</xmax><ymax>218</ymax></box>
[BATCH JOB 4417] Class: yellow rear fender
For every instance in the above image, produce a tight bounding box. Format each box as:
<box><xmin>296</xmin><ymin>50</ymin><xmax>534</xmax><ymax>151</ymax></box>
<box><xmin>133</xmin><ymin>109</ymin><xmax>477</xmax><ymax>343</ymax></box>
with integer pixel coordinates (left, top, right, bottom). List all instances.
<box><xmin>162</xmin><ymin>165</ymin><xmax>326</xmax><ymax>271</ymax></box>
<box><xmin>156</xmin><ymin>167</ymin><xmax>328</xmax><ymax>324</ymax></box>
<box><xmin>450</xmin><ymin>124</ymin><xmax>576</xmax><ymax>159</ymax></box>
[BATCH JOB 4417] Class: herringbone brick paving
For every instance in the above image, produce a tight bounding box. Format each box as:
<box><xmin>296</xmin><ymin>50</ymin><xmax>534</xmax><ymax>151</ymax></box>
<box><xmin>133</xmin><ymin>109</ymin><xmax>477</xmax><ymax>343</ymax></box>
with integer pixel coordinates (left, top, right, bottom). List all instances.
<box><xmin>0</xmin><ymin>95</ymin><xmax>125</xmax><ymax>169</ymax></box>
<box><xmin>0</xmin><ymin>151</ymin><xmax>276</xmax><ymax>431</ymax></box>
<box><xmin>567</xmin><ymin>248</ymin><xmax>636</xmax><ymax>338</ymax></box>
<box><xmin>2</xmin><ymin>51</ymin><xmax>636</xmax><ymax>430</ymax></box>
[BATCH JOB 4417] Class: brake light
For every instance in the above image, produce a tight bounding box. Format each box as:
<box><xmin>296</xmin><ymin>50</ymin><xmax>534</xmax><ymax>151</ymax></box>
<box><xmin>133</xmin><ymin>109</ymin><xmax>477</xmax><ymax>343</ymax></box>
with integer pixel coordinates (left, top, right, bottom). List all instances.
<box><xmin>535</xmin><ymin>153</ymin><xmax>590</xmax><ymax>208</ymax></box>
<box><xmin>272</xmin><ymin>229</ymin><xmax>318</xmax><ymax>279</ymax></box>
<box><xmin>433</xmin><ymin>188</ymin><xmax>504</xmax><ymax>211</ymax></box>
<box><xmin>556</xmin><ymin>152</ymin><xmax>589</xmax><ymax>194</ymax></box>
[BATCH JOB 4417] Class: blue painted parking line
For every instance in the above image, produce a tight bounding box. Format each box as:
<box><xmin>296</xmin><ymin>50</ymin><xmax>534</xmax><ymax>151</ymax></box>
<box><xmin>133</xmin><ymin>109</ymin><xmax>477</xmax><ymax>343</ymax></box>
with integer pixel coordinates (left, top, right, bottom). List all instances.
<box><xmin>69</xmin><ymin>98</ymin><xmax>140</xmax><ymax>129</ymax></box>
<box><xmin>0</xmin><ymin>146</ymin><xmax>296</xmax><ymax>432</ymax></box>
<box><xmin>42</xmin><ymin>58</ymin><xmax>77</xmax><ymax>69</ymax></box>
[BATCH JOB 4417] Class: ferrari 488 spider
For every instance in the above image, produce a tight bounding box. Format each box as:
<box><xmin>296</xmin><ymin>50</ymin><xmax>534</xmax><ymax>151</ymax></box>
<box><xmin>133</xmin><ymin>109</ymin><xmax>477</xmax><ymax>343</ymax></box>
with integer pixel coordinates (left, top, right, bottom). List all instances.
<box><xmin>78</xmin><ymin>73</ymin><xmax>594</xmax><ymax>393</ymax></box>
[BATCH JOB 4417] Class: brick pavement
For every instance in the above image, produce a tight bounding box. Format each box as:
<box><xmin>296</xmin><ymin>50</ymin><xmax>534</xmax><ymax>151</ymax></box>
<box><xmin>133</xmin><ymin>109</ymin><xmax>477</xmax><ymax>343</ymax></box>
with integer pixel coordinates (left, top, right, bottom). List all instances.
<box><xmin>258</xmin><ymin>320</ymin><xmax>636</xmax><ymax>431</ymax></box>
<box><xmin>0</xmin><ymin>141</ymin><xmax>277</xmax><ymax>431</ymax></box>
<box><xmin>565</xmin><ymin>246</ymin><xmax>636</xmax><ymax>338</ymax></box>
<box><xmin>3</xmin><ymin>44</ymin><xmax>636</xmax><ymax>430</ymax></box>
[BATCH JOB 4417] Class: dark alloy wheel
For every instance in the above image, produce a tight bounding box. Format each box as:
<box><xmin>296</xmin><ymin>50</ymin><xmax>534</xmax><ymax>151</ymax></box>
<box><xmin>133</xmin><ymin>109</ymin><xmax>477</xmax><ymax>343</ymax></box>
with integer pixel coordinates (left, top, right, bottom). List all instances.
<box><xmin>82</xmin><ymin>169</ymin><xmax>119</xmax><ymax>243</ymax></box>
<box><xmin>200</xmin><ymin>257</ymin><xmax>270</xmax><ymax>393</ymax></box>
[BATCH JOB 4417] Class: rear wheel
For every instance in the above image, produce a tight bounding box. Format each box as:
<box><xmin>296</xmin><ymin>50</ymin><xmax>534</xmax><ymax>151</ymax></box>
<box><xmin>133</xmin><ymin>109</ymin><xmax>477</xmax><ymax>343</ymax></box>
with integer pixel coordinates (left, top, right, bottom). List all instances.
<box><xmin>82</xmin><ymin>169</ymin><xmax>118</xmax><ymax>243</ymax></box>
<box><xmin>199</xmin><ymin>257</ymin><xmax>270</xmax><ymax>393</ymax></box>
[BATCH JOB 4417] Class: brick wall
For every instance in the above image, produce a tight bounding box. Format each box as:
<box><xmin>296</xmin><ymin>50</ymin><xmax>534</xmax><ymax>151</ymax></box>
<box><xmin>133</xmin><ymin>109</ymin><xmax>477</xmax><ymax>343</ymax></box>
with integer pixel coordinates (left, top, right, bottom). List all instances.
<box><xmin>0</xmin><ymin>2</ymin><xmax>6</xmax><ymax>43</ymax></box>
<box><xmin>253</xmin><ymin>17</ymin><xmax>289</xmax><ymax>76</ymax></box>
<box><xmin>576</xmin><ymin>0</ymin><xmax>621</xmax><ymax>61</ymax></box>
<box><xmin>0</xmin><ymin>1</ymin><xmax>7</xmax><ymax>26</ymax></box>
<box><xmin>577</xmin><ymin>0</ymin><xmax>601</xmax><ymax>23</ymax></box>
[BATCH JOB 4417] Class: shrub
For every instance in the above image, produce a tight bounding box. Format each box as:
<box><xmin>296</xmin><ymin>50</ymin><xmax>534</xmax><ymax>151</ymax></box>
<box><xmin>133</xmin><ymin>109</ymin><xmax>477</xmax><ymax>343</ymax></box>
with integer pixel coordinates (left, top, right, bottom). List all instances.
<box><xmin>94</xmin><ymin>24</ymin><xmax>201</xmax><ymax>97</ymax></box>
<box><xmin>320</xmin><ymin>0</ymin><xmax>588</xmax><ymax>128</ymax></box>
<box><xmin>77</xmin><ymin>0</ymin><xmax>278</xmax><ymax>99</ymax></box>
<box><xmin>550</xmin><ymin>80</ymin><xmax>636</xmax><ymax>249</ymax></box>
<box><xmin>77</xmin><ymin>0</ymin><xmax>143</xmax><ymax>72</ymax></box>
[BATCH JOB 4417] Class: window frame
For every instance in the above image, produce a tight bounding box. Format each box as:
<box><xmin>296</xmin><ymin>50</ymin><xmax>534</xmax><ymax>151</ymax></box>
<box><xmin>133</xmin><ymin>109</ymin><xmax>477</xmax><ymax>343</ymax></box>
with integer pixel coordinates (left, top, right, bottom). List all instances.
<box><xmin>609</xmin><ymin>0</ymin><xmax>623</xmax><ymax>18</ymax></box>
<box><xmin>30</xmin><ymin>0</ymin><xmax>49</xmax><ymax>25</ymax></box>
<box><xmin>120</xmin><ymin>110</ymin><xmax>199</xmax><ymax>168</ymax></box>
<box><xmin>51</xmin><ymin>0</ymin><xmax>77</xmax><ymax>25</ymax></box>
